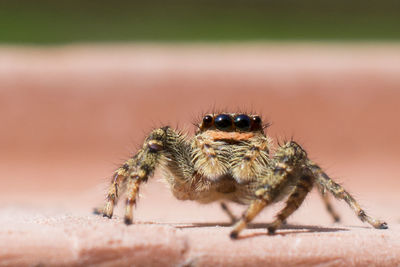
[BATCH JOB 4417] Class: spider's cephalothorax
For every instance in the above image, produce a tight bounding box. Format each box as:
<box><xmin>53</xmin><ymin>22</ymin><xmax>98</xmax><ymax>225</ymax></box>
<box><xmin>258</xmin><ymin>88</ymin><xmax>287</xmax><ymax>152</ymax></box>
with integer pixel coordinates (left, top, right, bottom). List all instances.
<box><xmin>95</xmin><ymin>112</ymin><xmax>388</xmax><ymax>238</ymax></box>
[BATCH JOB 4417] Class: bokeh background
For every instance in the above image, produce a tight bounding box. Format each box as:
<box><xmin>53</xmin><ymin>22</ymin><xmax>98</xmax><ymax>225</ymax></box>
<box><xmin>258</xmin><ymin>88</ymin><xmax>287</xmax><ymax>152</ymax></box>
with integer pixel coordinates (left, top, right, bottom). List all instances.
<box><xmin>0</xmin><ymin>0</ymin><xmax>399</xmax><ymax>224</ymax></box>
<box><xmin>1</xmin><ymin>0</ymin><xmax>400</xmax><ymax>43</ymax></box>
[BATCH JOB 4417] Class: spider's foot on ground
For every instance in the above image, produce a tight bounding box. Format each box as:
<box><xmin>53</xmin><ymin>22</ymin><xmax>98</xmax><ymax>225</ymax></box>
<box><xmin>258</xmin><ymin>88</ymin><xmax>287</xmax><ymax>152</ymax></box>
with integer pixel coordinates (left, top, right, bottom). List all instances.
<box><xmin>93</xmin><ymin>207</ymin><xmax>113</xmax><ymax>218</ymax></box>
<box><xmin>267</xmin><ymin>226</ymin><xmax>276</xmax><ymax>235</ymax></box>
<box><xmin>267</xmin><ymin>220</ymin><xmax>280</xmax><ymax>235</ymax></box>
<box><xmin>377</xmin><ymin>221</ymin><xmax>389</xmax><ymax>229</ymax></box>
<box><xmin>230</xmin><ymin>231</ymin><xmax>239</xmax><ymax>240</ymax></box>
<box><xmin>124</xmin><ymin>217</ymin><xmax>133</xmax><ymax>225</ymax></box>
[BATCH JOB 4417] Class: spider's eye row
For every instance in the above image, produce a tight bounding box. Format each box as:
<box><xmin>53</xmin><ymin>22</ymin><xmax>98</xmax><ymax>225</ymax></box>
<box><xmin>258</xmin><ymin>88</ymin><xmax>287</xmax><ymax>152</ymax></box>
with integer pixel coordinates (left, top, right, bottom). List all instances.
<box><xmin>214</xmin><ymin>114</ymin><xmax>233</xmax><ymax>131</ymax></box>
<box><xmin>200</xmin><ymin>113</ymin><xmax>263</xmax><ymax>132</ymax></box>
<box><xmin>202</xmin><ymin>115</ymin><xmax>213</xmax><ymax>128</ymax></box>
<box><xmin>234</xmin><ymin>114</ymin><xmax>251</xmax><ymax>131</ymax></box>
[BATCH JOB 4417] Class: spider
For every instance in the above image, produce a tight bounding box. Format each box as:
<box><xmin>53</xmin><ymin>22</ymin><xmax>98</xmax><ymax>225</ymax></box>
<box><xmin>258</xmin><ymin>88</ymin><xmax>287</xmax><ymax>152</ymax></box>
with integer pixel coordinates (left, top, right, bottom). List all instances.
<box><xmin>94</xmin><ymin>112</ymin><xmax>388</xmax><ymax>239</ymax></box>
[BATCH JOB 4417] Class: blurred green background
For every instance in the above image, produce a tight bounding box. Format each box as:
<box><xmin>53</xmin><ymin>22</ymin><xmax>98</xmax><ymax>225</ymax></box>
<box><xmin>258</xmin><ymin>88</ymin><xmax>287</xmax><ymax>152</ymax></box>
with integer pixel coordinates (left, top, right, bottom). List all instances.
<box><xmin>1</xmin><ymin>0</ymin><xmax>399</xmax><ymax>44</ymax></box>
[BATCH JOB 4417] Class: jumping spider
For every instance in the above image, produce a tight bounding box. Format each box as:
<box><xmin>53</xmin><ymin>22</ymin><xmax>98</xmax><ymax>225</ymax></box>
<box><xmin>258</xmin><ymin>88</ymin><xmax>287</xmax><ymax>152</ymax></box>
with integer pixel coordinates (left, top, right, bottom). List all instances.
<box><xmin>95</xmin><ymin>113</ymin><xmax>388</xmax><ymax>238</ymax></box>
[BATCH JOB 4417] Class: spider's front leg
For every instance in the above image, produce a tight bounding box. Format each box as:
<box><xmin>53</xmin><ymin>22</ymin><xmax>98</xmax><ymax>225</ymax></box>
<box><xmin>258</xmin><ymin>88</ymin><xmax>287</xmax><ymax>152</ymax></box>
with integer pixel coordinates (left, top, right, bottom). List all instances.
<box><xmin>231</xmin><ymin>141</ymin><xmax>312</xmax><ymax>238</ymax></box>
<box><xmin>96</xmin><ymin>127</ymin><xmax>171</xmax><ymax>224</ymax></box>
<box><xmin>93</xmin><ymin>158</ymin><xmax>135</xmax><ymax>218</ymax></box>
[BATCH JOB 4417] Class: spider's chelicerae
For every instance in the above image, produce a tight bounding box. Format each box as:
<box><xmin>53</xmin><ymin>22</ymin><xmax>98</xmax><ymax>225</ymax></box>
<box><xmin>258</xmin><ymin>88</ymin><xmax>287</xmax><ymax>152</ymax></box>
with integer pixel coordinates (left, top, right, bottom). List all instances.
<box><xmin>95</xmin><ymin>112</ymin><xmax>388</xmax><ymax>238</ymax></box>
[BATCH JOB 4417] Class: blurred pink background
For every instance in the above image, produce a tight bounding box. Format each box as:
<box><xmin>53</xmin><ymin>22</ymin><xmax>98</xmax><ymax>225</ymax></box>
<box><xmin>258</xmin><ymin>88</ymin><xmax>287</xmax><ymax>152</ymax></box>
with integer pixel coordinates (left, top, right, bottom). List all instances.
<box><xmin>0</xmin><ymin>43</ymin><xmax>399</xmax><ymax>221</ymax></box>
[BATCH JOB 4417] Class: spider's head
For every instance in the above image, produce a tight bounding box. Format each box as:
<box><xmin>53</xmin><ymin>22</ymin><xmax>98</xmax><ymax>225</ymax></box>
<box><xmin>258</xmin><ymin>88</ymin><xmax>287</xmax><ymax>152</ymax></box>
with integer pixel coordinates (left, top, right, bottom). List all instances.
<box><xmin>197</xmin><ymin>113</ymin><xmax>267</xmax><ymax>141</ymax></box>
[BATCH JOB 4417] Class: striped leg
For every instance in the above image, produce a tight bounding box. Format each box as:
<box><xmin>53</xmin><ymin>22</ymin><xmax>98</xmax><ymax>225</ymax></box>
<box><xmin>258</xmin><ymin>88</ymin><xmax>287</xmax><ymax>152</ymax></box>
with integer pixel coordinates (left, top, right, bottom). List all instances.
<box><xmin>309</xmin><ymin>161</ymin><xmax>388</xmax><ymax>229</ymax></box>
<box><xmin>95</xmin><ymin>127</ymin><xmax>171</xmax><ymax>223</ymax></box>
<box><xmin>122</xmin><ymin>128</ymin><xmax>168</xmax><ymax>224</ymax></box>
<box><xmin>220</xmin><ymin>202</ymin><xmax>237</xmax><ymax>224</ymax></box>
<box><xmin>94</xmin><ymin>158</ymin><xmax>135</xmax><ymax>218</ymax></box>
<box><xmin>124</xmin><ymin>175</ymin><xmax>142</xmax><ymax>224</ymax></box>
<box><xmin>317</xmin><ymin>184</ymin><xmax>341</xmax><ymax>222</ymax></box>
<box><xmin>231</xmin><ymin>141</ymin><xmax>309</xmax><ymax>239</ymax></box>
<box><xmin>267</xmin><ymin>175</ymin><xmax>314</xmax><ymax>234</ymax></box>
<box><xmin>230</xmin><ymin>199</ymin><xmax>268</xmax><ymax>239</ymax></box>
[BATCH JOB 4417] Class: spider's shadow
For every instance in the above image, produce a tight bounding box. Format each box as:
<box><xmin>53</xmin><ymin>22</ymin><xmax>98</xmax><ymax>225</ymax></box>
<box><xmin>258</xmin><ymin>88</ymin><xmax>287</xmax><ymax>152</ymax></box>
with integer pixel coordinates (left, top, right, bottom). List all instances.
<box><xmin>174</xmin><ymin>222</ymin><xmax>347</xmax><ymax>239</ymax></box>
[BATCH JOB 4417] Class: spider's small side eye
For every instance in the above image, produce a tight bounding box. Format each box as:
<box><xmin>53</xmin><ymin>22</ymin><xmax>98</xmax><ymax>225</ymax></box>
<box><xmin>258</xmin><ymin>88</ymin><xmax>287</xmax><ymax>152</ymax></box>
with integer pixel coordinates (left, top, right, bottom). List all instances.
<box><xmin>234</xmin><ymin>114</ymin><xmax>251</xmax><ymax>131</ymax></box>
<box><xmin>215</xmin><ymin>114</ymin><xmax>233</xmax><ymax>131</ymax></box>
<box><xmin>202</xmin><ymin>115</ymin><xmax>213</xmax><ymax>128</ymax></box>
<box><xmin>251</xmin><ymin>116</ymin><xmax>262</xmax><ymax>130</ymax></box>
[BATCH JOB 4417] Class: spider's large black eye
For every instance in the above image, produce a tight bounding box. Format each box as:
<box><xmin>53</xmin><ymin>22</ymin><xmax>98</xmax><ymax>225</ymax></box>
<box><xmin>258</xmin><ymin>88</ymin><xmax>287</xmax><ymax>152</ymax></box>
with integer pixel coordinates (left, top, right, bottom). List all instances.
<box><xmin>214</xmin><ymin>114</ymin><xmax>233</xmax><ymax>131</ymax></box>
<box><xmin>251</xmin><ymin>116</ymin><xmax>262</xmax><ymax>130</ymax></box>
<box><xmin>234</xmin><ymin>114</ymin><xmax>251</xmax><ymax>131</ymax></box>
<box><xmin>202</xmin><ymin>115</ymin><xmax>213</xmax><ymax>128</ymax></box>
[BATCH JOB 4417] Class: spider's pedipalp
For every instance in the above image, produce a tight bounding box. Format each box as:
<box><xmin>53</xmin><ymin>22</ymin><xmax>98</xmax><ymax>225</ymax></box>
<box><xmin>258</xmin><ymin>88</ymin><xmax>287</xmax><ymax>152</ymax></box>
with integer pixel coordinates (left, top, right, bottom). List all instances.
<box><xmin>230</xmin><ymin>136</ymin><xmax>271</xmax><ymax>183</ymax></box>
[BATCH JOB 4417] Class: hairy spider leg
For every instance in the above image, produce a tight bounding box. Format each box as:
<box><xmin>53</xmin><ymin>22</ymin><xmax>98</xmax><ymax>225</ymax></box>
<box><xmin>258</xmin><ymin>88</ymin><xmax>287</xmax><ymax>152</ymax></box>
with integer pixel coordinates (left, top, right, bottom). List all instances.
<box><xmin>316</xmin><ymin>183</ymin><xmax>341</xmax><ymax>222</ymax></box>
<box><xmin>267</xmin><ymin>174</ymin><xmax>314</xmax><ymax>234</ymax></box>
<box><xmin>220</xmin><ymin>202</ymin><xmax>237</xmax><ymax>224</ymax></box>
<box><xmin>123</xmin><ymin>127</ymin><xmax>169</xmax><ymax>224</ymax></box>
<box><xmin>93</xmin><ymin>158</ymin><xmax>135</xmax><ymax>218</ymax></box>
<box><xmin>96</xmin><ymin>126</ymin><xmax>195</xmax><ymax>224</ymax></box>
<box><xmin>308</xmin><ymin>161</ymin><xmax>388</xmax><ymax>229</ymax></box>
<box><xmin>231</xmin><ymin>141</ymin><xmax>309</xmax><ymax>238</ymax></box>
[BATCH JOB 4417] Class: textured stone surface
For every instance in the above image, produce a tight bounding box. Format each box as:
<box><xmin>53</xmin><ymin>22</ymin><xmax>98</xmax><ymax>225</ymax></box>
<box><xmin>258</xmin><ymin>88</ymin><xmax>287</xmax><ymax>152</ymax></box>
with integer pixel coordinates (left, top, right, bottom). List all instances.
<box><xmin>1</xmin><ymin>199</ymin><xmax>399</xmax><ymax>267</ymax></box>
